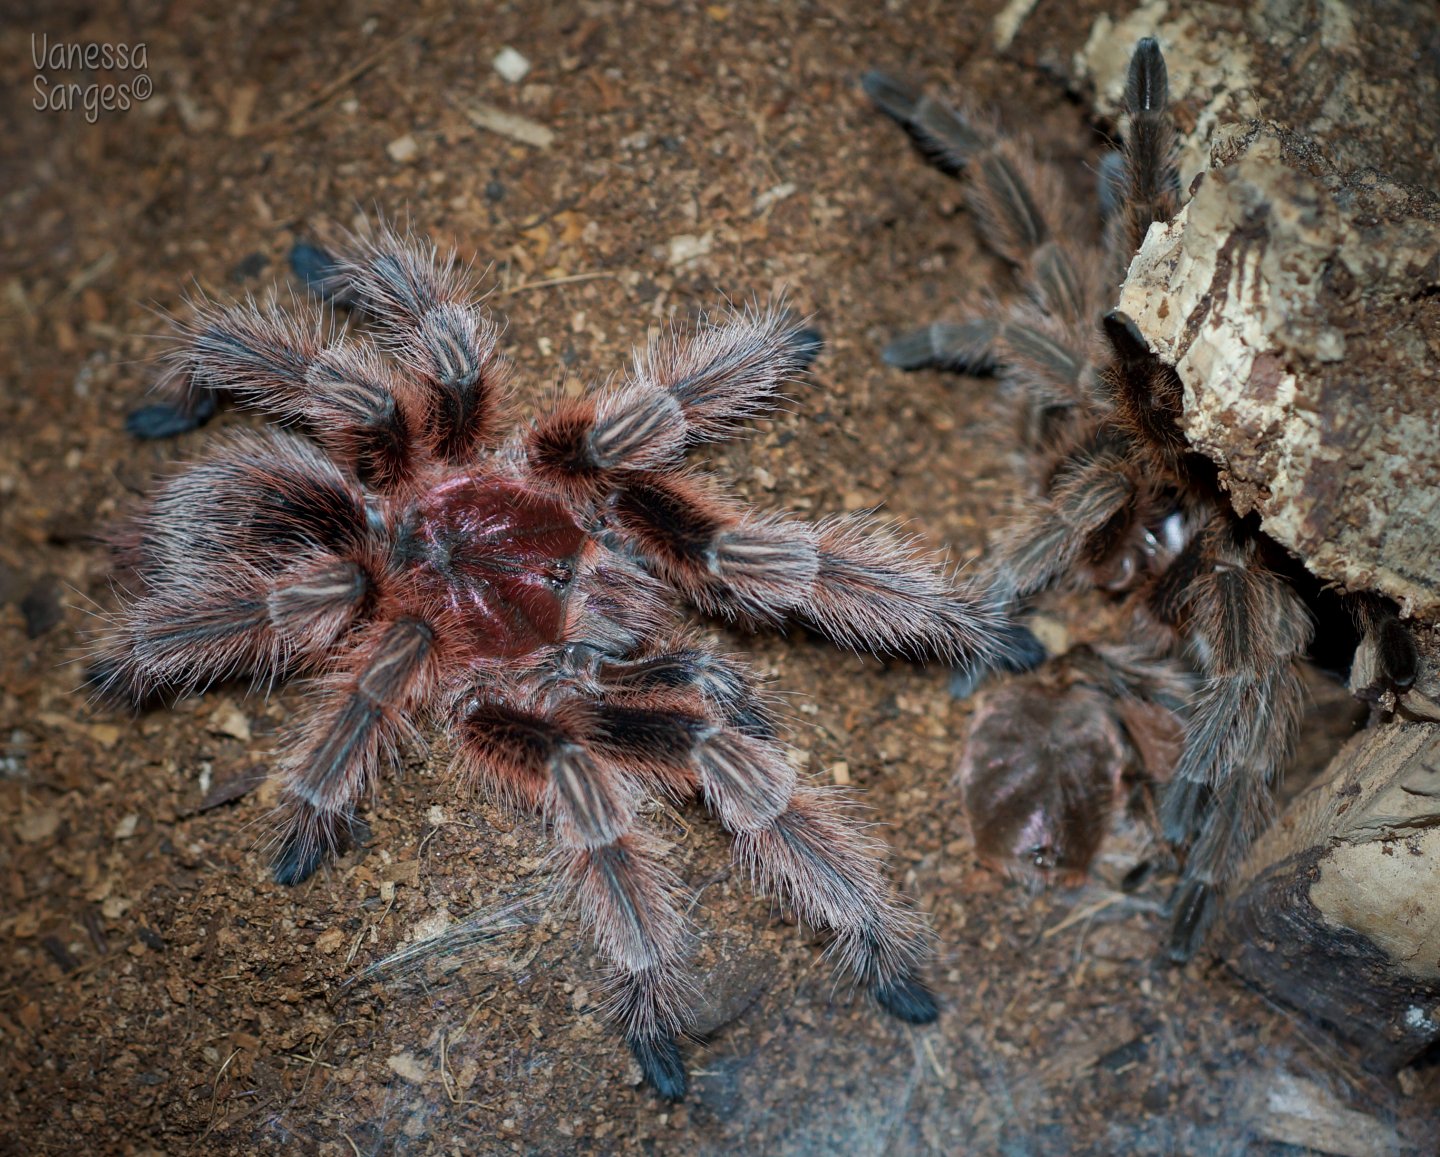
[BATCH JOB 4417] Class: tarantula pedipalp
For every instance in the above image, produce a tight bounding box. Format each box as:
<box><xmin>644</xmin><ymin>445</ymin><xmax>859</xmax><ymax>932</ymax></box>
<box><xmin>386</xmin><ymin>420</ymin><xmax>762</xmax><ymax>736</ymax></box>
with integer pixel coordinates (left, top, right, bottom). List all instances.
<box><xmin>865</xmin><ymin>39</ymin><xmax>1417</xmax><ymax>958</ymax></box>
<box><xmin>92</xmin><ymin>225</ymin><xmax>1023</xmax><ymax>1099</ymax></box>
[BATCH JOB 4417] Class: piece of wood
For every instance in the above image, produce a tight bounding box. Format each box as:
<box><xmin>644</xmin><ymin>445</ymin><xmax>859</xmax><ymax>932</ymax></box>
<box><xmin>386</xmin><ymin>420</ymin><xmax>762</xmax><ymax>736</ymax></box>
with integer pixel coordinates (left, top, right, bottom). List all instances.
<box><xmin>1076</xmin><ymin>2</ymin><xmax>1440</xmax><ymax>1067</ymax></box>
<box><xmin>1217</xmin><ymin>706</ymin><xmax>1440</xmax><ymax>1071</ymax></box>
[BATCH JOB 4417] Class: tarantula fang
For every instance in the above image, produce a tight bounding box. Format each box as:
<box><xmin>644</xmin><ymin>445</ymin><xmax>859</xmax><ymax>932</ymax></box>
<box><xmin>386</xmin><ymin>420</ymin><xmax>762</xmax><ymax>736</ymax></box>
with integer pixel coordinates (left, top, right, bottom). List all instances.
<box><xmin>866</xmin><ymin>39</ymin><xmax>1417</xmax><ymax>959</ymax></box>
<box><xmin>92</xmin><ymin>224</ymin><xmax>1027</xmax><ymax>1098</ymax></box>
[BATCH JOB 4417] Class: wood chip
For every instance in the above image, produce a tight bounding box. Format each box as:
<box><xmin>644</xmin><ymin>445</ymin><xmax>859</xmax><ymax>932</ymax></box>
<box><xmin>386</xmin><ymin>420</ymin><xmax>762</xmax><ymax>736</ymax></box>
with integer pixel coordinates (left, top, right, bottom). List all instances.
<box><xmin>386</xmin><ymin>1052</ymin><xmax>428</xmax><ymax>1083</ymax></box>
<box><xmin>14</xmin><ymin>808</ymin><xmax>59</xmax><ymax>843</ymax></box>
<box><xmin>467</xmin><ymin>103</ymin><xmax>554</xmax><ymax>149</ymax></box>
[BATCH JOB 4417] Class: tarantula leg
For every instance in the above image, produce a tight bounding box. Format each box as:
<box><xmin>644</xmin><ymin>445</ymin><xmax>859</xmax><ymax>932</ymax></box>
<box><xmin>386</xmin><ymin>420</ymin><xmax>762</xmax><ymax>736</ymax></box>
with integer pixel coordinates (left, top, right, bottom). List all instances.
<box><xmin>733</xmin><ymin>788</ymin><xmax>936</xmax><ymax>1022</ymax></box>
<box><xmin>1152</xmin><ymin>526</ymin><xmax>1313</xmax><ymax>959</ymax></box>
<box><xmin>881</xmin><ymin>319</ymin><xmax>1000</xmax><ymax>373</ymax></box>
<box><xmin>861</xmin><ymin>71</ymin><xmax>987</xmax><ymax>175</ymax></box>
<box><xmin>865</xmin><ymin>70</ymin><xmax>1098</xmax><ymax>328</ymax></box>
<box><xmin>613</xmin><ymin>473</ymin><xmax>1010</xmax><ymax>668</ymax></box>
<box><xmin>92</xmin><ymin>555</ymin><xmax>373</xmax><ymax>705</ymax></box>
<box><xmin>126</xmin><ymin>390</ymin><xmax>219</xmax><ymax>439</ymax></box>
<box><xmin>1108</xmin><ymin>37</ymin><xmax>1180</xmax><ymax>260</ymax></box>
<box><xmin>266</xmin><ymin>557</ymin><xmax>374</xmax><ymax>661</ymax></box>
<box><xmin>273</xmin><ymin>617</ymin><xmax>435</xmax><ymax>884</ymax></box>
<box><xmin>525</xmin><ymin>309</ymin><xmax>819</xmax><ymax>500</ymax></box>
<box><xmin>583</xmin><ymin>676</ymin><xmax>935</xmax><ymax>1024</ymax></box>
<box><xmin>984</xmin><ymin>451</ymin><xmax>1138</xmax><ymax>606</ymax></box>
<box><xmin>312</xmin><ymin>225</ymin><xmax>511</xmax><ymax>462</ymax></box>
<box><xmin>1100</xmin><ymin>311</ymin><xmax>1187</xmax><ymax>464</ymax></box>
<box><xmin>452</xmin><ymin>695</ymin><xmax>693</xmax><ymax>1099</ymax></box>
<box><xmin>135</xmin><ymin>296</ymin><xmax>421</xmax><ymax>486</ymax></box>
<box><xmin>526</xmin><ymin>382</ymin><xmax>690</xmax><ymax>501</ymax></box>
<box><xmin>802</xmin><ymin>513</ymin><xmax>1009</xmax><ymax>666</ymax></box>
<box><xmin>115</xmin><ymin>431</ymin><xmax>371</xmax><ymax>582</ymax></box>
<box><xmin>629</xmin><ymin>303</ymin><xmax>817</xmax><ymax>443</ymax></box>
<box><xmin>89</xmin><ymin>588</ymin><xmax>279</xmax><ymax>705</ymax></box>
<box><xmin>1348</xmin><ymin>594</ymin><xmax>1419</xmax><ymax>700</ymax></box>
<box><xmin>595</xmin><ymin>638</ymin><xmax>781</xmax><ymax>741</ymax></box>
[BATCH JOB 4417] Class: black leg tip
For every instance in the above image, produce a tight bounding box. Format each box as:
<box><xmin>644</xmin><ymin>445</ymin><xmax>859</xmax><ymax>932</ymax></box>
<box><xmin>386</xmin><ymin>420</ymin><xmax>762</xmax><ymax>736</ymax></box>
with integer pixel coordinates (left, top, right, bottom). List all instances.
<box><xmin>1165</xmin><ymin>880</ymin><xmax>1216</xmax><ymax>963</ymax></box>
<box><xmin>949</xmin><ymin>622</ymin><xmax>1046</xmax><ymax>700</ymax></box>
<box><xmin>125</xmin><ymin>392</ymin><xmax>218</xmax><ymax>440</ymax></box>
<box><xmin>81</xmin><ymin>657</ymin><xmax>129</xmax><ymax>703</ymax></box>
<box><xmin>628</xmin><ymin>1034</ymin><xmax>687</xmax><ymax>1101</ymax></box>
<box><xmin>873</xmin><ymin>970</ymin><xmax>939</xmax><ymax>1025</ymax></box>
<box><xmin>995</xmin><ymin>622</ymin><xmax>1047</xmax><ymax>674</ymax></box>
<box><xmin>881</xmin><ymin>329</ymin><xmax>936</xmax><ymax>371</ymax></box>
<box><xmin>1102</xmin><ymin>309</ymin><xmax>1152</xmax><ymax>365</ymax></box>
<box><xmin>1378</xmin><ymin>616</ymin><xmax>1419</xmax><ymax>691</ymax></box>
<box><xmin>787</xmin><ymin>326</ymin><xmax>825</xmax><ymax>369</ymax></box>
<box><xmin>289</xmin><ymin>242</ymin><xmax>342</xmax><ymax>297</ymax></box>
<box><xmin>272</xmin><ymin>830</ymin><xmax>329</xmax><ymax>887</ymax></box>
<box><xmin>1127</xmin><ymin>38</ymin><xmax>1169</xmax><ymax>113</ymax></box>
<box><xmin>860</xmin><ymin>70</ymin><xmax>920</xmax><ymax>123</ymax></box>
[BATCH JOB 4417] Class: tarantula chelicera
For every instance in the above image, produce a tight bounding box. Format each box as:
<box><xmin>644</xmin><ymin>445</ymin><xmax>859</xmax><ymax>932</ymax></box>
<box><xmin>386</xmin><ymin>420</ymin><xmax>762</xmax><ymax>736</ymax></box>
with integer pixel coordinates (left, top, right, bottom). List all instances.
<box><xmin>91</xmin><ymin>225</ymin><xmax>1024</xmax><ymax>1098</ymax></box>
<box><xmin>865</xmin><ymin>40</ymin><xmax>1417</xmax><ymax>956</ymax></box>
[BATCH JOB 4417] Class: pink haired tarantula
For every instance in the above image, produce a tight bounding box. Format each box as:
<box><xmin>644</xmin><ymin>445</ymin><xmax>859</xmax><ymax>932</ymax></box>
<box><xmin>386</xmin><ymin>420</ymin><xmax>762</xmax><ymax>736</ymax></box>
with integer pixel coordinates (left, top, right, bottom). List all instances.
<box><xmin>92</xmin><ymin>225</ymin><xmax>1033</xmax><ymax>1098</ymax></box>
<box><xmin>866</xmin><ymin>40</ymin><xmax>1417</xmax><ymax>957</ymax></box>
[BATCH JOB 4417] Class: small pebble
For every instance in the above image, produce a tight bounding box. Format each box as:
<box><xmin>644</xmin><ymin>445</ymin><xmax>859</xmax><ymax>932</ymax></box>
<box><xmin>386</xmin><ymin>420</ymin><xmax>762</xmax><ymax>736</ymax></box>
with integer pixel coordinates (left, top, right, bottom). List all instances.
<box><xmin>387</xmin><ymin>133</ymin><xmax>420</xmax><ymax>164</ymax></box>
<box><xmin>493</xmin><ymin>46</ymin><xmax>532</xmax><ymax>84</ymax></box>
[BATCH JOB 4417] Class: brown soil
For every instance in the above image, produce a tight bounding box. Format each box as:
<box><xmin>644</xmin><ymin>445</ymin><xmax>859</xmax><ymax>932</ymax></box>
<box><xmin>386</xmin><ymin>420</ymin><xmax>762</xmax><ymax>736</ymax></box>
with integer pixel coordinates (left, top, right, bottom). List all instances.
<box><xmin>3</xmin><ymin>1</ymin><xmax>1437</xmax><ymax>1154</ymax></box>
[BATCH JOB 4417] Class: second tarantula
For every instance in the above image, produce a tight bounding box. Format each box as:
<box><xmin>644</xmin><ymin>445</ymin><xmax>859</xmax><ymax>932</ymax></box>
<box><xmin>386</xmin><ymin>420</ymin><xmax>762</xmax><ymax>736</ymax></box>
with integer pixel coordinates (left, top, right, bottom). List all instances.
<box><xmin>92</xmin><ymin>224</ymin><xmax>1021</xmax><ymax>1098</ymax></box>
<box><xmin>866</xmin><ymin>40</ymin><xmax>1417</xmax><ymax>956</ymax></box>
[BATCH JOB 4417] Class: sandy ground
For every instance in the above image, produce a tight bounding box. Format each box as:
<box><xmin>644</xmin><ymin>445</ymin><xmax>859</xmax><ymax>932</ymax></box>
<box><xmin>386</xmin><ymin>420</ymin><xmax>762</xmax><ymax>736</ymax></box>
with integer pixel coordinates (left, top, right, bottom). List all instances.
<box><xmin>3</xmin><ymin>1</ymin><xmax>1438</xmax><ymax>1153</ymax></box>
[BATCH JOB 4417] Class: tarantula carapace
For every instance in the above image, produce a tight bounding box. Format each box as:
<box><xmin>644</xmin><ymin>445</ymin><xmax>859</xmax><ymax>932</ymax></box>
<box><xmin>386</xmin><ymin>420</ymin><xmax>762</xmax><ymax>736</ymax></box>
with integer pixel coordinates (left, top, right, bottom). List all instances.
<box><xmin>91</xmin><ymin>225</ymin><xmax>1024</xmax><ymax>1099</ymax></box>
<box><xmin>866</xmin><ymin>40</ymin><xmax>1417</xmax><ymax>957</ymax></box>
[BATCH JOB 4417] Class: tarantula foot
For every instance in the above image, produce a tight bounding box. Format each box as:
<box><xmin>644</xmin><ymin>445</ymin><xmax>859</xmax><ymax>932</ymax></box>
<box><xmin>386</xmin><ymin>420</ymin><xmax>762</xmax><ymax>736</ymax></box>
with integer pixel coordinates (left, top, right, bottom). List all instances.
<box><xmin>81</xmin><ymin>656</ymin><xmax>140</xmax><ymax>707</ymax></box>
<box><xmin>627</xmin><ymin>1033</ymin><xmax>687</xmax><ymax>1101</ymax></box>
<box><xmin>1378</xmin><ymin>616</ymin><xmax>1419</xmax><ymax>692</ymax></box>
<box><xmin>289</xmin><ymin>241</ymin><xmax>342</xmax><ymax>295</ymax></box>
<box><xmin>996</xmin><ymin>622</ymin><xmax>1047</xmax><ymax>674</ymax></box>
<box><xmin>873</xmin><ymin>969</ymin><xmax>939</xmax><ymax>1024</ymax></box>
<box><xmin>272</xmin><ymin>835</ymin><xmax>329</xmax><ymax>887</ymax></box>
<box><xmin>786</xmin><ymin>326</ymin><xmax>825</xmax><ymax>369</ymax></box>
<box><xmin>272</xmin><ymin>808</ymin><xmax>356</xmax><ymax>886</ymax></box>
<box><xmin>1127</xmin><ymin>37</ymin><xmax>1169</xmax><ymax>112</ymax></box>
<box><xmin>860</xmin><ymin>70</ymin><xmax>921</xmax><ymax>123</ymax></box>
<box><xmin>881</xmin><ymin>321</ymin><xmax>998</xmax><ymax>374</ymax></box>
<box><xmin>1101</xmin><ymin>309</ymin><xmax>1150</xmax><ymax>366</ymax></box>
<box><xmin>1165</xmin><ymin>879</ymin><xmax>1218</xmax><ymax>963</ymax></box>
<box><xmin>125</xmin><ymin>392</ymin><xmax>218</xmax><ymax>439</ymax></box>
<box><xmin>948</xmin><ymin>621</ymin><xmax>1046</xmax><ymax>700</ymax></box>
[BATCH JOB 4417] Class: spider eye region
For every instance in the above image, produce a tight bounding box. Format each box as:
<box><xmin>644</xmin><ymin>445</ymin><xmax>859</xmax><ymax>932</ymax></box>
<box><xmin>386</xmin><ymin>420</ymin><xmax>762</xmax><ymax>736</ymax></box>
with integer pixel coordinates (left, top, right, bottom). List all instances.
<box><xmin>408</xmin><ymin>474</ymin><xmax>587</xmax><ymax>656</ymax></box>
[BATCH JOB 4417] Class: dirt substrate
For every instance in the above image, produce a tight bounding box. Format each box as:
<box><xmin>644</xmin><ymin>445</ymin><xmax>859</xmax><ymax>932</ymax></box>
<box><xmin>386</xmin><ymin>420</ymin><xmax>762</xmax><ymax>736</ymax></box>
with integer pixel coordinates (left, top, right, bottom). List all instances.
<box><xmin>3</xmin><ymin>1</ymin><xmax>1439</xmax><ymax>1154</ymax></box>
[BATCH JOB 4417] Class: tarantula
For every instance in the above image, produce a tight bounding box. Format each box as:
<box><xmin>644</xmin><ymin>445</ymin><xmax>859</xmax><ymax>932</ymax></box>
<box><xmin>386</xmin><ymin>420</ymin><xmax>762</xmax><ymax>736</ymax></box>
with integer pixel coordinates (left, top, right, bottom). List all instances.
<box><xmin>90</xmin><ymin>225</ymin><xmax>1024</xmax><ymax>1099</ymax></box>
<box><xmin>865</xmin><ymin>40</ymin><xmax>1417</xmax><ymax>957</ymax></box>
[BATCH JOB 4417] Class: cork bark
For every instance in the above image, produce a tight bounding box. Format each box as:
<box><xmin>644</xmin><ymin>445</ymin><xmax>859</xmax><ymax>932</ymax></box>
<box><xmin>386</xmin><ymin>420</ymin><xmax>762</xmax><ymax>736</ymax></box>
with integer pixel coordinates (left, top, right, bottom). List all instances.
<box><xmin>1078</xmin><ymin>0</ymin><xmax>1440</xmax><ymax>1066</ymax></box>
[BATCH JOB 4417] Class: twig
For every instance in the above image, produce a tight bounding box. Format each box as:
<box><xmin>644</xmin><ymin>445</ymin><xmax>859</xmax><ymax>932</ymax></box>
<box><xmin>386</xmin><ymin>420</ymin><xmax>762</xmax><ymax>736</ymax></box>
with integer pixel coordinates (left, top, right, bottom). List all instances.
<box><xmin>498</xmin><ymin>270</ymin><xmax>620</xmax><ymax>297</ymax></box>
<box><xmin>245</xmin><ymin>18</ymin><xmax>431</xmax><ymax>139</ymax></box>
<box><xmin>1041</xmin><ymin>893</ymin><xmax>1123</xmax><ymax>940</ymax></box>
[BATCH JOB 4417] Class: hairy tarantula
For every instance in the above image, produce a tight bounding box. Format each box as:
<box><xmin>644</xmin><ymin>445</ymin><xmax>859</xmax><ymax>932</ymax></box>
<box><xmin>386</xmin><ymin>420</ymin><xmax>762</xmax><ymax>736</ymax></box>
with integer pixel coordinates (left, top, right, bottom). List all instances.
<box><xmin>865</xmin><ymin>40</ymin><xmax>1417</xmax><ymax>957</ymax></box>
<box><xmin>90</xmin><ymin>224</ymin><xmax>1025</xmax><ymax>1099</ymax></box>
